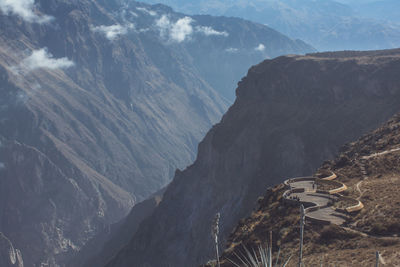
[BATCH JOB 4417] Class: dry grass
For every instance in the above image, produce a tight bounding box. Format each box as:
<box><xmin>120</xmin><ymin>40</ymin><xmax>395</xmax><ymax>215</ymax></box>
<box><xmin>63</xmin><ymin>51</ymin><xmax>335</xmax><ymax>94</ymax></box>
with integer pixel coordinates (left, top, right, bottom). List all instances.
<box><xmin>215</xmin><ymin>115</ymin><xmax>400</xmax><ymax>266</ymax></box>
<box><xmin>352</xmin><ymin>173</ymin><xmax>400</xmax><ymax>236</ymax></box>
<box><xmin>315</xmin><ymin>180</ymin><xmax>338</xmax><ymax>191</ymax></box>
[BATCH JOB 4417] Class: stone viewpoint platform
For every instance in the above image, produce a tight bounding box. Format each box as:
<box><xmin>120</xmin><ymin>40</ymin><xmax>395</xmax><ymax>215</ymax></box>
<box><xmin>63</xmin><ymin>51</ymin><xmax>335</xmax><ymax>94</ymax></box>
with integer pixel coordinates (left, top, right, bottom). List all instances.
<box><xmin>283</xmin><ymin>173</ymin><xmax>363</xmax><ymax>225</ymax></box>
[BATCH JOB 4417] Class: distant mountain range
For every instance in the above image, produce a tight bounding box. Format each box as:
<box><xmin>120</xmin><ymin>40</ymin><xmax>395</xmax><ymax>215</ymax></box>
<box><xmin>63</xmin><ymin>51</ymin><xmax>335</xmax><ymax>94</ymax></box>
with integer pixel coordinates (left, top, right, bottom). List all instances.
<box><xmin>347</xmin><ymin>0</ymin><xmax>400</xmax><ymax>24</ymax></box>
<box><xmin>138</xmin><ymin>0</ymin><xmax>400</xmax><ymax>51</ymax></box>
<box><xmin>0</xmin><ymin>0</ymin><xmax>313</xmax><ymax>266</ymax></box>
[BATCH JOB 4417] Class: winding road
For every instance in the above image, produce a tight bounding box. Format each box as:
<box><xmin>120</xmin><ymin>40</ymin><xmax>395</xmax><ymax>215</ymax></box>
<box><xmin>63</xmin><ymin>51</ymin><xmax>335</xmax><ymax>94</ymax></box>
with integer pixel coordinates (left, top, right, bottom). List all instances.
<box><xmin>283</xmin><ymin>172</ymin><xmax>364</xmax><ymax>225</ymax></box>
<box><xmin>282</xmin><ymin>148</ymin><xmax>400</xmax><ymax>225</ymax></box>
<box><xmin>287</xmin><ymin>178</ymin><xmax>348</xmax><ymax>225</ymax></box>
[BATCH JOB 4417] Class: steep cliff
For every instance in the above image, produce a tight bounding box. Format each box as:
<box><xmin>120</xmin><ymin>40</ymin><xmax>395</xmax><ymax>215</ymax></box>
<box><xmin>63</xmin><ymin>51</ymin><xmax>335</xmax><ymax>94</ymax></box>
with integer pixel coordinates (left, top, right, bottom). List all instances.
<box><xmin>0</xmin><ymin>0</ymin><xmax>314</xmax><ymax>266</ymax></box>
<box><xmin>106</xmin><ymin>49</ymin><xmax>400</xmax><ymax>266</ymax></box>
<box><xmin>218</xmin><ymin>113</ymin><xmax>400</xmax><ymax>266</ymax></box>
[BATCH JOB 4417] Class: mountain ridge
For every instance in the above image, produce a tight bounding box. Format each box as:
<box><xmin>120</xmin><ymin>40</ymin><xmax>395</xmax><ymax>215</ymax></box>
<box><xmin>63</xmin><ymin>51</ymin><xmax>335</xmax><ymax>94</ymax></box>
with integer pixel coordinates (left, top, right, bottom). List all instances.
<box><xmin>218</xmin><ymin>112</ymin><xmax>400</xmax><ymax>266</ymax></box>
<box><xmin>0</xmin><ymin>0</ymin><xmax>314</xmax><ymax>266</ymax></box>
<box><xmin>137</xmin><ymin>0</ymin><xmax>400</xmax><ymax>51</ymax></box>
<box><xmin>105</xmin><ymin>48</ymin><xmax>400</xmax><ymax>267</ymax></box>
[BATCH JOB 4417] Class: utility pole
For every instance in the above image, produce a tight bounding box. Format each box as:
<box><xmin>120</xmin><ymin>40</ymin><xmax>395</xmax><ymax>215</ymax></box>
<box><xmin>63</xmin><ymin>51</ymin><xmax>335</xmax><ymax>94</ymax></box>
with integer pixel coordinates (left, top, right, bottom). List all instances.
<box><xmin>212</xmin><ymin>213</ymin><xmax>221</xmax><ymax>267</ymax></box>
<box><xmin>298</xmin><ymin>205</ymin><xmax>305</xmax><ymax>267</ymax></box>
<box><xmin>269</xmin><ymin>231</ymin><xmax>272</xmax><ymax>267</ymax></box>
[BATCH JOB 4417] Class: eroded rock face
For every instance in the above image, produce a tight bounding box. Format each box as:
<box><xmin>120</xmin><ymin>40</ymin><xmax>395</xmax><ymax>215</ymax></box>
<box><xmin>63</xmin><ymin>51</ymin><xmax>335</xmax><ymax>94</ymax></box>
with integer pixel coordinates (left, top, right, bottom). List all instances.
<box><xmin>106</xmin><ymin>49</ymin><xmax>400</xmax><ymax>267</ymax></box>
<box><xmin>0</xmin><ymin>233</ymin><xmax>24</xmax><ymax>267</ymax></box>
<box><xmin>0</xmin><ymin>0</ymin><xmax>314</xmax><ymax>266</ymax></box>
<box><xmin>0</xmin><ymin>139</ymin><xmax>134</xmax><ymax>266</ymax></box>
<box><xmin>70</xmin><ymin>188</ymin><xmax>165</xmax><ymax>267</ymax></box>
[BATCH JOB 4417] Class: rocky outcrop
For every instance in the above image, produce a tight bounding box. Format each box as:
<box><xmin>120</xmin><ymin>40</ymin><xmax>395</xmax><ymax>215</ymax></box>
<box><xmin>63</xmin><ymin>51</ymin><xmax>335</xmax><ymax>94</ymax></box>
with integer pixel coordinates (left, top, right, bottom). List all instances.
<box><xmin>217</xmin><ymin>114</ymin><xmax>400</xmax><ymax>267</ymax></box>
<box><xmin>106</xmin><ymin>49</ymin><xmax>400</xmax><ymax>267</ymax></box>
<box><xmin>0</xmin><ymin>233</ymin><xmax>24</xmax><ymax>267</ymax></box>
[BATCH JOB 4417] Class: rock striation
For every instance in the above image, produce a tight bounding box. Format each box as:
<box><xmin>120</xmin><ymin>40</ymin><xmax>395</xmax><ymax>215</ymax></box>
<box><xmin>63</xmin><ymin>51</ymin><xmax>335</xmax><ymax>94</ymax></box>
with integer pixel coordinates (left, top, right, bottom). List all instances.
<box><xmin>0</xmin><ymin>0</ymin><xmax>313</xmax><ymax>266</ymax></box>
<box><xmin>106</xmin><ymin>49</ymin><xmax>400</xmax><ymax>267</ymax></box>
<box><xmin>70</xmin><ymin>189</ymin><xmax>165</xmax><ymax>267</ymax></box>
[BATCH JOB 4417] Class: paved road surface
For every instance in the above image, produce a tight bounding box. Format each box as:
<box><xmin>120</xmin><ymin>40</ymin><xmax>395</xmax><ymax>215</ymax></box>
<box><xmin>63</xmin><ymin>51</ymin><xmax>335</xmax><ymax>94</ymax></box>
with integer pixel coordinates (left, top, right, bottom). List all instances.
<box><xmin>289</xmin><ymin>180</ymin><xmax>347</xmax><ymax>225</ymax></box>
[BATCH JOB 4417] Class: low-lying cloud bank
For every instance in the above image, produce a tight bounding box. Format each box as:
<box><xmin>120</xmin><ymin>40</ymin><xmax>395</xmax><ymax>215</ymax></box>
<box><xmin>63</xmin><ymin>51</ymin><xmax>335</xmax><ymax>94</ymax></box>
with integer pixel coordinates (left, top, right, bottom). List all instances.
<box><xmin>156</xmin><ymin>15</ymin><xmax>229</xmax><ymax>43</ymax></box>
<box><xmin>196</xmin><ymin>26</ymin><xmax>229</xmax><ymax>37</ymax></box>
<box><xmin>0</xmin><ymin>0</ymin><xmax>53</xmax><ymax>23</ymax></box>
<box><xmin>156</xmin><ymin>15</ymin><xmax>193</xmax><ymax>43</ymax></box>
<box><xmin>91</xmin><ymin>24</ymin><xmax>135</xmax><ymax>40</ymax></box>
<box><xmin>22</xmin><ymin>48</ymin><xmax>74</xmax><ymax>71</ymax></box>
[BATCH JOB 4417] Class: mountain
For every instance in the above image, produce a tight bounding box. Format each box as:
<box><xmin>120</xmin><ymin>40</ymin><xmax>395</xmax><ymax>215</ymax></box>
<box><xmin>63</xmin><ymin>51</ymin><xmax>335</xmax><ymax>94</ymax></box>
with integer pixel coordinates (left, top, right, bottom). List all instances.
<box><xmin>220</xmin><ymin>112</ymin><xmax>400</xmax><ymax>266</ymax></box>
<box><xmin>138</xmin><ymin>0</ymin><xmax>400</xmax><ymax>51</ymax></box>
<box><xmin>105</xmin><ymin>49</ymin><xmax>400</xmax><ymax>267</ymax></box>
<box><xmin>0</xmin><ymin>0</ymin><xmax>313</xmax><ymax>266</ymax></box>
<box><xmin>177</xmin><ymin>14</ymin><xmax>314</xmax><ymax>100</ymax></box>
<box><xmin>349</xmin><ymin>0</ymin><xmax>400</xmax><ymax>25</ymax></box>
<box><xmin>69</xmin><ymin>188</ymin><xmax>165</xmax><ymax>267</ymax></box>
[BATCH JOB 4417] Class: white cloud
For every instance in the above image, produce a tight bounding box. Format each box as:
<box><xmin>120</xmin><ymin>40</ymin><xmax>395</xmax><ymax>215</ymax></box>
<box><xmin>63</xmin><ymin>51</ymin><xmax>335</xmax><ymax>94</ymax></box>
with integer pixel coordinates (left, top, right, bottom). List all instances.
<box><xmin>0</xmin><ymin>162</ymin><xmax>5</xmax><ymax>170</ymax></box>
<box><xmin>0</xmin><ymin>0</ymin><xmax>53</xmax><ymax>23</ymax></box>
<box><xmin>196</xmin><ymin>26</ymin><xmax>228</xmax><ymax>37</ymax></box>
<box><xmin>155</xmin><ymin>16</ymin><xmax>229</xmax><ymax>43</ymax></box>
<box><xmin>21</xmin><ymin>48</ymin><xmax>74</xmax><ymax>71</ymax></box>
<box><xmin>225</xmin><ymin>47</ymin><xmax>239</xmax><ymax>53</ymax></box>
<box><xmin>136</xmin><ymin>7</ymin><xmax>157</xmax><ymax>16</ymax></box>
<box><xmin>155</xmin><ymin>15</ymin><xmax>171</xmax><ymax>37</ymax></box>
<box><xmin>170</xmin><ymin>17</ymin><xmax>193</xmax><ymax>43</ymax></box>
<box><xmin>156</xmin><ymin>15</ymin><xmax>193</xmax><ymax>43</ymax></box>
<box><xmin>91</xmin><ymin>24</ymin><xmax>134</xmax><ymax>41</ymax></box>
<box><xmin>255</xmin><ymin>43</ymin><xmax>266</xmax><ymax>52</ymax></box>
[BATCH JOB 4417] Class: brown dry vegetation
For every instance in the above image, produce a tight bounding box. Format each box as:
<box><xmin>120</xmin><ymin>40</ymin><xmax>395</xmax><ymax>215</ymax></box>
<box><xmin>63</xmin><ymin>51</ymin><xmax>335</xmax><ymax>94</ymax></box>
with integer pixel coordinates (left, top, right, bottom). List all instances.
<box><xmin>216</xmin><ymin>114</ymin><xmax>400</xmax><ymax>266</ymax></box>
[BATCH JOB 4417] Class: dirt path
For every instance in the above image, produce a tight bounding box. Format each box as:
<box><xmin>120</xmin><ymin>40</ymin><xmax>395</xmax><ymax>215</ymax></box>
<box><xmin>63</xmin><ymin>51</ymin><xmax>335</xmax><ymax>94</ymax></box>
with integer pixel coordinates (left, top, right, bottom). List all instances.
<box><xmin>356</xmin><ymin>180</ymin><xmax>363</xmax><ymax>200</ymax></box>
<box><xmin>355</xmin><ymin>147</ymin><xmax>400</xmax><ymax>199</ymax></box>
<box><xmin>361</xmin><ymin>147</ymin><xmax>400</xmax><ymax>160</ymax></box>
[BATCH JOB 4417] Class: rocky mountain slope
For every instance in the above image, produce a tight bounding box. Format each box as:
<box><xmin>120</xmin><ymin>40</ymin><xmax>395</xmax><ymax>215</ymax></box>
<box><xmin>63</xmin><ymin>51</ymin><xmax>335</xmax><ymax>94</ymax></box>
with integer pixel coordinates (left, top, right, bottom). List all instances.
<box><xmin>343</xmin><ymin>0</ymin><xmax>400</xmax><ymax>24</ymax></box>
<box><xmin>70</xmin><ymin>188</ymin><xmax>165</xmax><ymax>267</ymax></box>
<box><xmin>106</xmin><ymin>49</ymin><xmax>400</xmax><ymax>267</ymax></box>
<box><xmin>219</xmin><ymin>113</ymin><xmax>400</xmax><ymax>266</ymax></box>
<box><xmin>0</xmin><ymin>0</ymin><xmax>314</xmax><ymax>266</ymax></box>
<box><xmin>180</xmin><ymin>14</ymin><xmax>314</xmax><ymax>100</ymax></box>
<box><xmin>139</xmin><ymin>0</ymin><xmax>400</xmax><ymax>51</ymax></box>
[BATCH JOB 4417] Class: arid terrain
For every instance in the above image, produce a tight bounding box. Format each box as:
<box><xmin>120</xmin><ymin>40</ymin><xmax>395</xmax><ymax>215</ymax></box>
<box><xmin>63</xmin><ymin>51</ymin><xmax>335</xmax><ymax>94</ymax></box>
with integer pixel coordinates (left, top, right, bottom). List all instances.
<box><xmin>219</xmin><ymin>114</ymin><xmax>400</xmax><ymax>266</ymax></box>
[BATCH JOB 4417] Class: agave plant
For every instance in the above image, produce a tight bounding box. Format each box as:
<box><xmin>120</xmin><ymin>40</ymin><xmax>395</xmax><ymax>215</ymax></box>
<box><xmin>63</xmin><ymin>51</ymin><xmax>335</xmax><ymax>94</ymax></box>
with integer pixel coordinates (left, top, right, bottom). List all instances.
<box><xmin>227</xmin><ymin>232</ymin><xmax>292</xmax><ymax>267</ymax></box>
<box><xmin>227</xmin><ymin>244</ymin><xmax>292</xmax><ymax>267</ymax></box>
